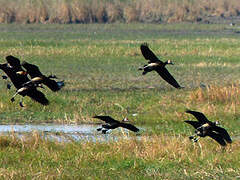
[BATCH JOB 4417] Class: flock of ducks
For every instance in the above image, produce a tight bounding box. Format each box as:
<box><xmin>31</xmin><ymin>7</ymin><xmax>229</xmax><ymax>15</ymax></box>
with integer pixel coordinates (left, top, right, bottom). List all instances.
<box><xmin>0</xmin><ymin>55</ymin><xmax>64</xmax><ymax>107</ymax></box>
<box><xmin>0</xmin><ymin>43</ymin><xmax>232</xmax><ymax>147</ymax></box>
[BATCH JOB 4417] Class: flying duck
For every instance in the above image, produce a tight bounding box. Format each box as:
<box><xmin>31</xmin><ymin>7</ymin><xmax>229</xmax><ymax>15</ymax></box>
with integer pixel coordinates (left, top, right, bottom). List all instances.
<box><xmin>3</xmin><ymin>55</ymin><xmax>29</xmax><ymax>90</ymax></box>
<box><xmin>20</xmin><ymin>61</ymin><xmax>64</xmax><ymax>92</ymax></box>
<box><xmin>93</xmin><ymin>115</ymin><xmax>139</xmax><ymax>134</ymax></box>
<box><xmin>0</xmin><ymin>56</ymin><xmax>49</xmax><ymax>107</ymax></box>
<box><xmin>139</xmin><ymin>43</ymin><xmax>183</xmax><ymax>89</ymax></box>
<box><xmin>185</xmin><ymin>110</ymin><xmax>232</xmax><ymax>146</ymax></box>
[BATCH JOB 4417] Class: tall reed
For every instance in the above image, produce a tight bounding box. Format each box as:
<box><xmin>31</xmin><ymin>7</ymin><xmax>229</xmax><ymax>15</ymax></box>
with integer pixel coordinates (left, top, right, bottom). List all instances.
<box><xmin>0</xmin><ymin>0</ymin><xmax>239</xmax><ymax>24</ymax></box>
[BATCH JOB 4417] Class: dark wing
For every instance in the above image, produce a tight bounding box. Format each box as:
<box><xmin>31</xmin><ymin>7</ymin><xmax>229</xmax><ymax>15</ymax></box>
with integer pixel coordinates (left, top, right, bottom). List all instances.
<box><xmin>120</xmin><ymin>123</ymin><xmax>139</xmax><ymax>132</ymax></box>
<box><xmin>26</xmin><ymin>89</ymin><xmax>49</xmax><ymax>105</ymax></box>
<box><xmin>185</xmin><ymin>110</ymin><xmax>210</xmax><ymax>124</ymax></box>
<box><xmin>184</xmin><ymin>120</ymin><xmax>202</xmax><ymax>129</ymax></box>
<box><xmin>212</xmin><ymin>126</ymin><xmax>232</xmax><ymax>144</ymax></box>
<box><xmin>140</xmin><ymin>43</ymin><xmax>161</xmax><ymax>63</ymax></box>
<box><xmin>5</xmin><ymin>55</ymin><xmax>21</xmax><ymax>68</ymax></box>
<box><xmin>156</xmin><ymin>67</ymin><xmax>182</xmax><ymax>89</ymax></box>
<box><xmin>93</xmin><ymin>116</ymin><xmax>120</xmax><ymax>124</ymax></box>
<box><xmin>0</xmin><ymin>63</ymin><xmax>30</xmax><ymax>89</ymax></box>
<box><xmin>43</xmin><ymin>77</ymin><xmax>62</xmax><ymax>92</ymax></box>
<box><xmin>22</xmin><ymin>61</ymin><xmax>43</xmax><ymax>78</ymax></box>
<box><xmin>207</xmin><ymin>131</ymin><xmax>227</xmax><ymax>146</ymax></box>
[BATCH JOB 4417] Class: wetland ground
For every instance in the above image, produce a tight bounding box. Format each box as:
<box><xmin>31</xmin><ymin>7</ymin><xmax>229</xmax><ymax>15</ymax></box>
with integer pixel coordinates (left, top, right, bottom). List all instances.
<box><xmin>0</xmin><ymin>23</ymin><xmax>240</xmax><ymax>179</ymax></box>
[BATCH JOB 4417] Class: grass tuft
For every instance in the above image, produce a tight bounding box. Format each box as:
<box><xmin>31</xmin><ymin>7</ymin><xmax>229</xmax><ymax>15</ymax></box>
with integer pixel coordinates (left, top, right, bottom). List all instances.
<box><xmin>189</xmin><ymin>84</ymin><xmax>240</xmax><ymax>104</ymax></box>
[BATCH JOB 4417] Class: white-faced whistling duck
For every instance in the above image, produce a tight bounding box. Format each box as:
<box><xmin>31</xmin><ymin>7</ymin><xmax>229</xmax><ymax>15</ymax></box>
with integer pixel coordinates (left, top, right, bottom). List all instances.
<box><xmin>93</xmin><ymin>115</ymin><xmax>139</xmax><ymax>134</ymax></box>
<box><xmin>139</xmin><ymin>43</ymin><xmax>183</xmax><ymax>89</ymax></box>
<box><xmin>5</xmin><ymin>55</ymin><xmax>32</xmax><ymax>86</ymax></box>
<box><xmin>0</xmin><ymin>56</ymin><xmax>49</xmax><ymax>107</ymax></box>
<box><xmin>3</xmin><ymin>55</ymin><xmax>27</xmax><ymax>90</ymax></box>
<box><xmin>185</xmin><ymin>110</ymin><xmax>232</xmax><ymax>146</ymax></box>
<box><xmin>20</xmin><ymin>61</ymin><xmax>64</xmax><ymax>92</ymax></box>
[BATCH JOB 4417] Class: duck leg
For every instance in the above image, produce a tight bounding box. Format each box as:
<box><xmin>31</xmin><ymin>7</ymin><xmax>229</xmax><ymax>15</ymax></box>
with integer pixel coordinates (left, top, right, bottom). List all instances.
<box><xmin>97</xmin><ymin>127</ymin><xmax>109</xmax><ymax>134</ymax></box>
<box><xmin>193</xmin><ymin>137</ymin><xmax>200</xmax><ymax>142</ymax></box>
<box><xmin>19</xmin><ymin>97</ymin><xmax>24</xmax><ymax>107</ymax></box>
<box><xmin>189</xmin><ymin>133</ymin><xmax>199</xmax><ymax>142</ymax></box>
<box><xmin>7</xmin><ymin>83</ymin><xmax>11</xmax><ymax>89</ymax></box>
<box><xmin>138</xmin><ymin>64</ymin><xmax>148</xmax><ymax>71</ymax></box>
<box><xmin>2</xmin><ymin>75</ymin><xmax>8</xmax><ymax>80</ymax></box>
<box><xmin>1</xmin><ymin>75</ymin><xmax>12</xmax><ymax>89</ymax></box>
<box><xmin>11</xmin><ymin>87</ymin><xmax>28</xmax><ymax>102</ymax></box>
<box><xmin>97</xmin><ymin>125</ymin><xmax>109</xmax><ymax>134</ymax></box>
<box><xmin>11</xmin><ymin>92</ymin><xmax>19</xmax><ymax>102</ymax></box>
<box><xmin>102</xmin><ymin>129</ymin><xmax>108</xmax><ymax>134</ymax></box>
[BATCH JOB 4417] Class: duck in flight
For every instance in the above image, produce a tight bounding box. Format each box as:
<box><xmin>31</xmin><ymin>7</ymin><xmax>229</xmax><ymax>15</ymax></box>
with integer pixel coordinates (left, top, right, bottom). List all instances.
<box><xmin>1</xmin><ymin>55</ymin><xmax>26</xmax><ymax>90</ymax></box>
<box><xmin>0</xmin><ymin>56</ymin><xmax>49</xmax><ymax>107</ymax></box>
<box><xmin>184</xmin><ymin>110</ymin><xmax>232</xmax><ymax>146</ymax></box>
<box><xmin>19</xmin><ymin>61</ymin><xmax>64</xmax><ymax>92</ymax></box>
<box><xmin>93</xmin><ymin>115</ymin><xmax>139</xmax><ymax>134</ymax></box>
<box><xmin>139</xmin><ymin>43</ymin><xmax>183</xmax><ymax>89</ymax></box>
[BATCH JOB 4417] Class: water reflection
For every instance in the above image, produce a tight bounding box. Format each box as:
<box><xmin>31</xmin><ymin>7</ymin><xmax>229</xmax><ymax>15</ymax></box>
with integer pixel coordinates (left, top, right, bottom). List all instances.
<box><xmin>0</xmin><ymin>124</ymin><xmax>141</xmax><ymax>142</ymax></box>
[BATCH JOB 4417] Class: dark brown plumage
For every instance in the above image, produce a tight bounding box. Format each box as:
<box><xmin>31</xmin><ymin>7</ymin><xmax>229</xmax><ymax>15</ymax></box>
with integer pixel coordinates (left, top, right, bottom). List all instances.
<box><xmin>0</xmin><ymin>62</ymin><xmax>49</xmax><ymax>106</ymax></box>
<box><xmin>93</xmin><ymin>115</ymin><xmax>139</xmax><ymax>134</ymax></box>
<box><xmin>185</xmin><ymin>110</ymin><xmax>232</xmax><ymax>146</ymax></box>
<box><xmin>5</xmin><ymin>55</ymin><xmax>30</xmax><ymax>89</ymax></box>
<box><xmin>139</xmin><ymin>43</ymin><xmax>183</xmax><ymax>89</ymax></box>
<box><xmin>21</xmin><ymin>61</ymin><xmax>64</xmax><ymax>92</ymax></box>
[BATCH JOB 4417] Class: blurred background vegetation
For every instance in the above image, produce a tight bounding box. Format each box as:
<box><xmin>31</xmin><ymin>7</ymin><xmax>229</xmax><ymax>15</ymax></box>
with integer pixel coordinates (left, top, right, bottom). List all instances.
<box><xmin>0</xmin><ymin>0</ymin><xmax>240</xmax><ymax>24</ymax></box>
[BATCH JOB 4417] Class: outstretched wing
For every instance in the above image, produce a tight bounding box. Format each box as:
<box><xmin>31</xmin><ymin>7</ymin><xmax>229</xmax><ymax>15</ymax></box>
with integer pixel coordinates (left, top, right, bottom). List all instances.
<box><xmin>0</xmin><ymin>63</ymin><xmax>30</xmax><ymax>89</ymax></box>
<box><xmin>184</xmin><ymin>120</ymin><xmax>201</xmax><ymax>129</ymax></box>
<box><xmin>5</xmin><ymin>55</ymin><xmax>21</xmax><ymax>68</ymax></box>
<box><xmin>213</xmin><ymin>126</ymin><xmax>232</xmax><ymax>144</ymax></box>
<box><xmin>185</xmin><ymin>110</ymin><xmax>210</xmax><ymax>124</ymax></box>
<box><xmin>140</xmin><ymin>43</ymin><xmax>161</xmax><ymax>63</ymax></box>
<box><xmin>207</xmin><ymin>131</ymin><xmax>227</xmax><ymax>146</ymax></box>
<box><xmin>22</xmin><ymin>61</ymin><xmax>43</xmax><ymax>78</ymax></box>
<box><xmin>120</xmin><ymin>123</ymin><xmax>139</xmax><ymax>132</ymax></box>
<box><xmin>26</xmin><ymin>89</ymin><xmax>49</xmax><ymax>105</ymax></box>
<box><xmin>156</xmin><ymin>67</ymin><xmax>182</xmax><ymax>89</ymax></box>
<box><xmin>93</xmin><ymin>116</ymin><xmax>120</xmax><ymax>124</ymax></box>
<box><xmin>22</xmin><ymin>61</ymin><xmax>64</xmax><ymax>92</ymax></box>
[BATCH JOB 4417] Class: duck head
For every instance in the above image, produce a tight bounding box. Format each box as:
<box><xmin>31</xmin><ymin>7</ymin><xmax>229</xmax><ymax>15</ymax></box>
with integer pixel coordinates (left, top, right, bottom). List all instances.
<box><xmin>214</xmin><ymin>121</ymin><xmax>220</xmax><ymax>126</ymax></box>
<box><xmin>122</xmin><ymin>117</ymin><xmax>129</xmax><ymax>122</ymax></box>
<box><xmin>165</xmin><ymin>59</ymin><xmax>174</xmax><ymax>65</ymax></box>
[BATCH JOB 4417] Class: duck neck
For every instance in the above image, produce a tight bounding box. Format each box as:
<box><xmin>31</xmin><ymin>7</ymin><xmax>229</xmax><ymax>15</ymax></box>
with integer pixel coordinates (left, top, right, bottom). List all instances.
<box><xmin>163</xmin><ymin>61</ymin><xmax>170</xmax><ymax>67</ymax></box>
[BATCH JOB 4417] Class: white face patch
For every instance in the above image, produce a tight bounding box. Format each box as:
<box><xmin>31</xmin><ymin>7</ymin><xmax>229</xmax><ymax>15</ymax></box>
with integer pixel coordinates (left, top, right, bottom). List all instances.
<box><xmin>123</xmin><ymin>117</ymin><xmax>129</xmax><ymax>122</ymax></box>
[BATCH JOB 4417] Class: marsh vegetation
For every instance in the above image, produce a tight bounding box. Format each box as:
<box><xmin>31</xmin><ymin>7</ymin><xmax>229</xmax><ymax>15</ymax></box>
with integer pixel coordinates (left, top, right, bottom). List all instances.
<box><xmin>0</xmin><ymin>23</ymin><xmax>240</xmax><ymax>179</ymax></box>
<box><xmin>0</xmin><ymin>0</ymin><xmax>240</xmax><ymax>24</ymax></box>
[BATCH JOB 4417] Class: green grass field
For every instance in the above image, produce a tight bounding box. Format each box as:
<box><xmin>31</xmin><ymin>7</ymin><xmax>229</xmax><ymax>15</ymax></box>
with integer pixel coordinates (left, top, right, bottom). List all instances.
<box><xmin>0</xmin><ymin>23</ymin><xmax>240</xmax><ymax>179</ymax></box>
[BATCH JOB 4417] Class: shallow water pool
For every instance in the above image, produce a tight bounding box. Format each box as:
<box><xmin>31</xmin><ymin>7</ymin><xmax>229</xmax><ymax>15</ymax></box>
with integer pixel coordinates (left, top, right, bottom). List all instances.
<box><xmin>0</xmin><ymin>124</ymin><xmax>141</xmax><ymax>142</ymax></box>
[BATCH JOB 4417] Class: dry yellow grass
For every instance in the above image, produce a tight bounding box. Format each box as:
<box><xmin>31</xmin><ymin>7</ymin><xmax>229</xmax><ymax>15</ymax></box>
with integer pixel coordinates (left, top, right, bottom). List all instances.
<box><xmin>0</xmin><ymin>129</ymin><xmax>239</xmax><ymax>179</ymax></box>
<box><xmin>189</xmin><ymin>84</ymin><xmax>240</xmax><ymax>104</ymax></box>
<box><xmin>0</xmin><ymin>0</ymin><xmax>240</xmax><ymax>24</ymax></box>
<box><xmin>0</xmin><ymin>132</ymin><xmax>236</xmax><ymax>159</ymax></box>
